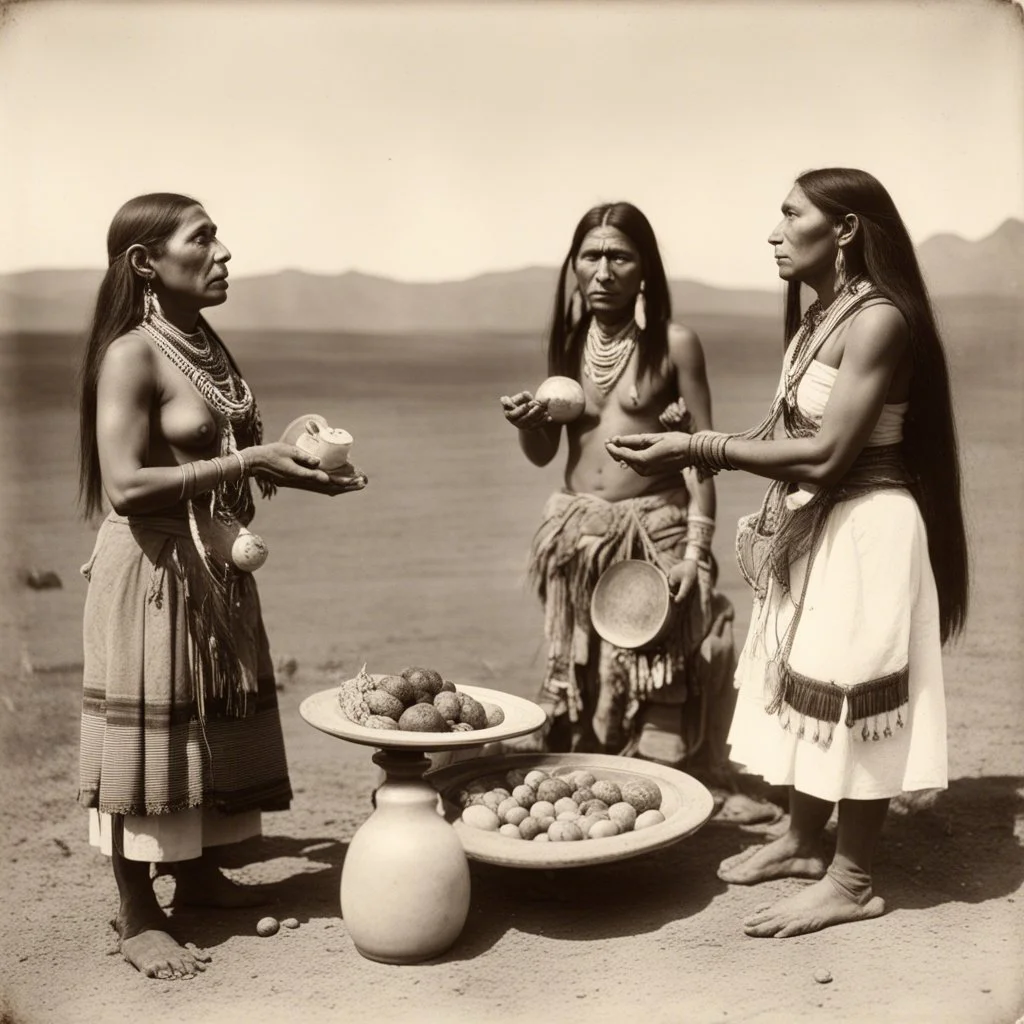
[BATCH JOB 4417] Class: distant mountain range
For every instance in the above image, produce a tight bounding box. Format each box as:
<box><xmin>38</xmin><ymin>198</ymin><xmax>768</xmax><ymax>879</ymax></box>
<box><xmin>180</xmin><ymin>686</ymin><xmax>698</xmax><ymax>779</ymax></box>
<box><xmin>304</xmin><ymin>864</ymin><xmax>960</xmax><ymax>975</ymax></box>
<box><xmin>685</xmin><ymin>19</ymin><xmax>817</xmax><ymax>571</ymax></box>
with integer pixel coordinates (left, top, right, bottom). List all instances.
<box><xmin>1</xmin><ymin>219</ymin><xmax>1020</xmax><ymax>334</ymax></box>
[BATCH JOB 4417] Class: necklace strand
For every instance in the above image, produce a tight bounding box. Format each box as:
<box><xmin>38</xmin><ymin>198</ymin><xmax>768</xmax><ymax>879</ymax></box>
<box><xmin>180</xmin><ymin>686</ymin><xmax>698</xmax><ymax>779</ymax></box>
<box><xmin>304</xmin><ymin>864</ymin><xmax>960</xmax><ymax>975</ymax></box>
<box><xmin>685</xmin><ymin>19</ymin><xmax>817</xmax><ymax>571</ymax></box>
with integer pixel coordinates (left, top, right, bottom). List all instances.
<box><xmin>139</xmin><ymin>311</ymin><xmax>254</xmax><ymax>422</ymax></box>
<box><xmin>139</xmin><ymin>298</ymin><xmax>261</xmax><ymax>525</ymax></box>
<box><xmin>782</xmin><ymin>276</ymin><xmax>868</xmax><ymax>406</ymax></box>
<box><xmin>583</xmin><ymin>317</ymin><xmax>638</xmax><ymax>394</ymax></box>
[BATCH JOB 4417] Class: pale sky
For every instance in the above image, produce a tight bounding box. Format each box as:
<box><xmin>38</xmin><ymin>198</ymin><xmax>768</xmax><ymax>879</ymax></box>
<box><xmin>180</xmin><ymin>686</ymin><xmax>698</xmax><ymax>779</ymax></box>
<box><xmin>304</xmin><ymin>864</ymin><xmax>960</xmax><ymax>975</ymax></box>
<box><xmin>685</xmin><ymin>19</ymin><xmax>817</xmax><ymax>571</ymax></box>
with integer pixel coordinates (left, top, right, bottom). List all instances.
<box><xmin>1</xmin><ymin>0</ymin><xmax>1021</xmax><ymax>289</ymax></box>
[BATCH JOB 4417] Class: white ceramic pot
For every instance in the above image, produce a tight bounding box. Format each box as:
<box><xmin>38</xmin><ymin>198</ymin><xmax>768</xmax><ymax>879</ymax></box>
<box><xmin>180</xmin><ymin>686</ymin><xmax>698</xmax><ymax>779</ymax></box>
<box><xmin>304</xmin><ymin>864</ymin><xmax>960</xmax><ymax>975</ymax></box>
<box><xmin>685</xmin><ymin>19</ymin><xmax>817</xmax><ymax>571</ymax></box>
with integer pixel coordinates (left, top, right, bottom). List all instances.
<box><xmin>340</xmin><ymin>752</ymin><xmax>471</xmax><ymax>963</ymax></box>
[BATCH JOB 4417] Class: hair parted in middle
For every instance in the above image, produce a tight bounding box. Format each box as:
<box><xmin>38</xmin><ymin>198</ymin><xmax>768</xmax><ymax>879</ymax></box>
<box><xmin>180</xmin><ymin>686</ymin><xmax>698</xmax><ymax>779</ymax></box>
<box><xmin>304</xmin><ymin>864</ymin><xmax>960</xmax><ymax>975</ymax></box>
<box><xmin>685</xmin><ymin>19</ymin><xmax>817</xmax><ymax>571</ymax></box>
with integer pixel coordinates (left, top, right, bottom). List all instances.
<box><xmin>546</xmin><ymin>201</ymin><xmax>672</xmax><ymax>384</ymax></box>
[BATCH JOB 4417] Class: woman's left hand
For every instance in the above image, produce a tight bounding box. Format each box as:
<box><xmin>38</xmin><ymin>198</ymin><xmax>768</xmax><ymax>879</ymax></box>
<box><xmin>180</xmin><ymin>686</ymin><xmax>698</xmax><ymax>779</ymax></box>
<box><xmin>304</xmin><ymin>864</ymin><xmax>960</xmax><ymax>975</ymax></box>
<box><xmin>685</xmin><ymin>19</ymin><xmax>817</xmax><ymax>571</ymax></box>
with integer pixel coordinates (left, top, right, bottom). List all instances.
<box><xmin>605</xmin><ymin>432</ymin><xmax>692</xmax><ymax>475</ymax></box>
<box><xmin>284</xmin><ymin>465</ymin><xmax>369</xmax><ymax>496</ymax></box>
<box><xmin>667</xmin><ymin>559</ymin><xmax>698</xmax><ymax>605</ymax></box>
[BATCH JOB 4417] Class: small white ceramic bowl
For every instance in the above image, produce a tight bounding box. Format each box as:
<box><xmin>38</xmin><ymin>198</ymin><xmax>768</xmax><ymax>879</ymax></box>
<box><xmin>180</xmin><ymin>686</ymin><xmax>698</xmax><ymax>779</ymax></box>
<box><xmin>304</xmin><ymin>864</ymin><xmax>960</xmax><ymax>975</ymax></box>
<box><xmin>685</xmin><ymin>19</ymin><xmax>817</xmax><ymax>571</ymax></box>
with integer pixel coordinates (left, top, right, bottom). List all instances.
<box><xmin>295</xmin><ymin>422</ymin><xmax>353</xmax><ymax>472</ymax></box>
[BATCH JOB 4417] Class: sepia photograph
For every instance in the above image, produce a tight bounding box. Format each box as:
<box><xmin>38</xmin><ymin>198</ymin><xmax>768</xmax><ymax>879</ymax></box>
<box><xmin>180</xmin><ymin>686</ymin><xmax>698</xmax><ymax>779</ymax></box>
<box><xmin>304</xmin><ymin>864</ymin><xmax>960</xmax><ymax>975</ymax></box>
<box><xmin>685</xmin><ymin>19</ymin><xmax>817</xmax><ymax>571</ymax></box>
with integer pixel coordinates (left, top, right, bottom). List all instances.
<box><xmin>0</xmin><ymin>0</ymin><xmax>1021</xmax><ymax>1021</ymax></box>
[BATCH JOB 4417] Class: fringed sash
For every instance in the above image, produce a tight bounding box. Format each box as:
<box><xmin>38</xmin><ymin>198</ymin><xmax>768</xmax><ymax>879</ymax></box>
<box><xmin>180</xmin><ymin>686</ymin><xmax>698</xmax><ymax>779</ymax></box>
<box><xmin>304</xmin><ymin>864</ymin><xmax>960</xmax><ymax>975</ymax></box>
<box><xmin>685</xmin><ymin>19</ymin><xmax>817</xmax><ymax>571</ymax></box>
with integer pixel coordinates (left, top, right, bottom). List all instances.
<box><xmin>130</xmin><ymin>512</ymin><xmax>259</xmax><ymax>720</ymax></box>
<box><xmin>766</xmin><ymin>657</ymin><xmax>911</xmax><ymax>750</ymax></box>
<box><xmin>731</xmin><ymin>277</ymin><xmax>890</xmax><ymax>452</ymax></box>
<box><xmin>731</xmin><ymin>277</ymin><xmax>914</xmax><ymax>749</ymax></box>
<box><xmin>737</xmin><ymin>445</ymin><xmax>913</xmax><ymax>601</ymax></box>
<box><xmin>135</xmin><ymin>320</ymin><xmax>275</xmax><ymax>719</ymax></box>
<box><xmin>528</xmin><ymin>488</ymin><xmax>708</xmax><ymax>723</ymax></box>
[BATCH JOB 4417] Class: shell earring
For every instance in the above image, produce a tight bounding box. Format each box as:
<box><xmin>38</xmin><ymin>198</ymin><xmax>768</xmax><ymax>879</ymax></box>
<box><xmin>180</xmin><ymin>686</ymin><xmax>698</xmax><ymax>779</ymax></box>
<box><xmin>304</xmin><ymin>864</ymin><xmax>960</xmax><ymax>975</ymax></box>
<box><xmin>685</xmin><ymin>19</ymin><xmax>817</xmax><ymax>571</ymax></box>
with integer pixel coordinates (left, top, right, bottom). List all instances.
<box><xmin>834</xmin><ymin>247</ymin><xmax>848</xmax><ymax>292</ymax></box>
<box><xmin>143</xmin><ymin>280</ymin><xmax>156</xmax><ymax>322</ymax></box>
<box><xmin>569</xmin><ymin>287</ymin><xmax>585</xmax><ymax>327</ymax></box>
<box><xmin>634</xmin><ymin>282</ymin><xmax>647</xmax><ymax>331</ymax></box>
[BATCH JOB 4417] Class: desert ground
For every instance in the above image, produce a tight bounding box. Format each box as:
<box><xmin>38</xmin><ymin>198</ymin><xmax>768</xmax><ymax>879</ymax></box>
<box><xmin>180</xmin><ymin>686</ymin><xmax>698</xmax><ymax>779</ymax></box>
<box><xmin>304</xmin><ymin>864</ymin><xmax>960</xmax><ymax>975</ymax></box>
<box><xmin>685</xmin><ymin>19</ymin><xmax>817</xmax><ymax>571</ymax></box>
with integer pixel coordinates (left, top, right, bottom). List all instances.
<box><xmin>1</xmin><ymin>304</ymin><xmax>1022</xmax><ymax>1024</ymax></box>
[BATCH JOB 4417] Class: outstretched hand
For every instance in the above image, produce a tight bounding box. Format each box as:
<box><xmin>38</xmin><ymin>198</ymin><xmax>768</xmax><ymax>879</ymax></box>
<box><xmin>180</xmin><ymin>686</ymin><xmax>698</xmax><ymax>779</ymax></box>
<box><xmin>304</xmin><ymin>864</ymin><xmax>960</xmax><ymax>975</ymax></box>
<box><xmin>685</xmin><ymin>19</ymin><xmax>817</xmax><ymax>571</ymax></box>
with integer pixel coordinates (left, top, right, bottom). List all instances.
<box><xmin>248</xmin><ymin>442</ymin><xmax>368</xmax><ymax>496</ymax></box>
<box><xmin>500</xmin><ymin>391</ymin><xmax>552</xmax><ymax>431</ymax></box>
<box><xmin>604</xmin><ymin>432</ymin><xmax>692</xmax><ymax>475</ymax></box>
<box><xmin>248</xmin><ymin>442</ymin><xmax>330</xmax><ymax>484</ymax></box>
<box><xmin>292</xmin><ymin>465</ymin><xmax>369</xmax><ymax>496</ymax></box>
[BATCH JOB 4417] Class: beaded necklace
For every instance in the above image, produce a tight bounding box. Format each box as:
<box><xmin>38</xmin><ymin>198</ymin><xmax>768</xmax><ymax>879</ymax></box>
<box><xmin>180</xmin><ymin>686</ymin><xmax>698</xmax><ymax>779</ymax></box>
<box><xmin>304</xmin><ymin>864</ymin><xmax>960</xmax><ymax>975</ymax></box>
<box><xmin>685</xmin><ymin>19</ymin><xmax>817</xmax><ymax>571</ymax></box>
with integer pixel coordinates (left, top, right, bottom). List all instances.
<box><xmin>779</xmin><ymin>276</ymin><xmax>872</xmax><ymax>418</ymax></box>
<box><xmin>139</xmin><ymin>306</ymin><xmax>255</xmax><ymax>424</ymax></box>
<box><xmin>139</xmin><ymin>294</ymin><xmax>264</xmax><ymax>525</ymax></box>
<box><xmin>583</xmin><ymin>317</ymin><xmax>638</xmax><ymax>394</ymax></box>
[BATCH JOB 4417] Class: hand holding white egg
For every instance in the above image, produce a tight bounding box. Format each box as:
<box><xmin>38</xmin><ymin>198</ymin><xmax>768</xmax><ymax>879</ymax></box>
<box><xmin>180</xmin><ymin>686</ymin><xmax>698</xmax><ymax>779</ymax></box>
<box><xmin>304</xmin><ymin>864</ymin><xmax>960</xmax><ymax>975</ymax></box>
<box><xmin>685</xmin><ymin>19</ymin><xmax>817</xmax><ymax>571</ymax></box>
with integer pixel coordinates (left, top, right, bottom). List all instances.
<box><xmin>534</xmin><ymin>376</ymin><xmax>585</xmax><ymax>424</ymax></box>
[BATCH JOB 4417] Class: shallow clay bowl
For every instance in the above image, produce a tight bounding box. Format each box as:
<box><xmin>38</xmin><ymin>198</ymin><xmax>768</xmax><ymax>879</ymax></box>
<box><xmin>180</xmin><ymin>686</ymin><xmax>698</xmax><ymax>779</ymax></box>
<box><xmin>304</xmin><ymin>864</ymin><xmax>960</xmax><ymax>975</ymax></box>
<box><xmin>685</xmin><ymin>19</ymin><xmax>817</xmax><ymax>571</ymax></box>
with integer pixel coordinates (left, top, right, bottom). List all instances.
<box><xmin>428</xmin><ymin>752</ymin><xmax>715</xmax><ymax>869</ymax></box>
<box><xmin>591</xmin><ymin>559</ymin><xmax>672</xmax><ymax>650</ymax></box>
<box><xmin>280</xmin><ymin>412</ymin><xmax>330</xmax><ymax>447</ymax></box>
<box><xmin>299</xmin><ymin>682</ymin><xmax>547</xmax><ymax>752</ymax></box>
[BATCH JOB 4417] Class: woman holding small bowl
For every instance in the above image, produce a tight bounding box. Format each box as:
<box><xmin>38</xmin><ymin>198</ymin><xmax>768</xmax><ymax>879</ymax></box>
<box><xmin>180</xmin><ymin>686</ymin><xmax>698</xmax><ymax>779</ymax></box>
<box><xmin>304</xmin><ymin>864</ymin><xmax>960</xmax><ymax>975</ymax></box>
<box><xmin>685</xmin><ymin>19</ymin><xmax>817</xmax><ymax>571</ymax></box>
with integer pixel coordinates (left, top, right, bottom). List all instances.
<box><xmin>76</xmin><ymin>193</ymin><xmax>365</xmax><ymax>981</ymax></box>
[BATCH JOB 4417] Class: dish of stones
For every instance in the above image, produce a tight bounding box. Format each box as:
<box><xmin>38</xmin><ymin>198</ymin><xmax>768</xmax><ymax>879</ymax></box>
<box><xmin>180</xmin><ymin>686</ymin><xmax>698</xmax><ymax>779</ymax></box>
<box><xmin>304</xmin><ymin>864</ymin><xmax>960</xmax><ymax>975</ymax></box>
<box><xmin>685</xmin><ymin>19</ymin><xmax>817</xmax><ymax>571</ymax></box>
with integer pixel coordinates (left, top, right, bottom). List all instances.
<box><xmin>428</xmin><ymin>752</ymin><xmax>715</xmax><ymax>868</ymax></box>
<box><xmin>299</xmin><ymin>682</ymin><xmax>547</xmax><ymax>752</ymax></box>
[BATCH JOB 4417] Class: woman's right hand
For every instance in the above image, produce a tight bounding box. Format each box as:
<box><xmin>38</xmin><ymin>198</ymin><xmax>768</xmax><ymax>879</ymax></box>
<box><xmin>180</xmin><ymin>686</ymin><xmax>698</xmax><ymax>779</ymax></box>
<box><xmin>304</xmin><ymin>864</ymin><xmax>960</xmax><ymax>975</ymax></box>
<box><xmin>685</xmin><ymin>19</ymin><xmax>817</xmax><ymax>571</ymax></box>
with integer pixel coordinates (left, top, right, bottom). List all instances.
<box><xmin>244</xmin><ymin>442</ymin><xmax>334</xmax><ymax>486</ymax></box>
<box><xmin>659</xmin><ymin>397</ymin><xmax>694</xmax><ymax>431</ymax></box>
<box><xmin>499</xmin><ymin>391</ymin><xmax>552</xmax><ymax>431</ymax></box>
<box><xmin>605</xmin><ymin>432</ymin><xmax>692</xmax><ymax>475</ymax></box>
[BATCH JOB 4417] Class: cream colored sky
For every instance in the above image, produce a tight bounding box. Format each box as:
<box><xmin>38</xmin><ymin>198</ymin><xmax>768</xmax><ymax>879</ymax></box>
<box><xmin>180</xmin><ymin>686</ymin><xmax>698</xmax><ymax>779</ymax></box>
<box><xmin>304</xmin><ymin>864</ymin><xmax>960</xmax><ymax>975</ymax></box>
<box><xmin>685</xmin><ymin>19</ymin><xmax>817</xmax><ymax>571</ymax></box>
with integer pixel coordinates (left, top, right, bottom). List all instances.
<box><xmin>1</xmin><ymin>0</ymin><xmax>1021</xmax><ymax>288</ymax></box>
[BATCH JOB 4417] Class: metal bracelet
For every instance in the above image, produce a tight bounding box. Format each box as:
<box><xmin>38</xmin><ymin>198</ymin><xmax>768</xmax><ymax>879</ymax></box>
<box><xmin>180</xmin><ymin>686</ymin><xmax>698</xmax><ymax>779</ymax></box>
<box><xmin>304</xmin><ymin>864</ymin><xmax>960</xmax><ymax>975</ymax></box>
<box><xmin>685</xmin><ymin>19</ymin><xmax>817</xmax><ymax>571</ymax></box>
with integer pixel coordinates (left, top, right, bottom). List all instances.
<box><xmin>690</xmin><ymin>431</ymin><xmax>735</xmax><ymax>476</ymax></box>
<box><xmin>230</xmin><ymin>449</ymin><xmax>248</xmax><ymax>479</ymax></box>
<box><xmin>685</xmin><ymin>512</ymin><xmax>715</xmax><ymax>552</ymax></box>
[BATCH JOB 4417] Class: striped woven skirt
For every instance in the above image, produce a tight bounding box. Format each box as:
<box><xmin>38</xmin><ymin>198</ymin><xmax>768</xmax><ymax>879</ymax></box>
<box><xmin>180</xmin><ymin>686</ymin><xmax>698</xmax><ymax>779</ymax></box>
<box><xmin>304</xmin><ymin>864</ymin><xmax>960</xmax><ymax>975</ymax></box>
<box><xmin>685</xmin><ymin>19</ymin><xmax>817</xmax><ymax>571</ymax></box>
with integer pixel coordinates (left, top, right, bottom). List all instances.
<box><xmin>727</xmin><ymin>487</ymin><xmax>947</xmax><ymax>803</ymax></box>
<box><xmin>78</xmin><ymin>513</ymin><xmax>292</xmax><ymax>860</ymax></box>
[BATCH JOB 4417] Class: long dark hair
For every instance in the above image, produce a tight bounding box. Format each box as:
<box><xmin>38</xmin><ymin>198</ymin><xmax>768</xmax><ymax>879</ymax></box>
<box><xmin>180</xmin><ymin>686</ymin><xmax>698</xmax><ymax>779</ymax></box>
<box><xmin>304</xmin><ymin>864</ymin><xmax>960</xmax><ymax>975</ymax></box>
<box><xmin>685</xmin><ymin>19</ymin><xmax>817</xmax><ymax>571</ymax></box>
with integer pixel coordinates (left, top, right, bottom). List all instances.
<box><xmin>77</xmin><ymin>192</ymin><xmax>201</xmax><ymax>519</ymax></box>
<box><xmin>546</xmin><ymin>202</ymin><xmax>672</xmax><ymax>384</ymax></box>
<box><xmin>788</xmin><ymin>167</ymin><xmax>969</xmax><ymax>642</ymax></box>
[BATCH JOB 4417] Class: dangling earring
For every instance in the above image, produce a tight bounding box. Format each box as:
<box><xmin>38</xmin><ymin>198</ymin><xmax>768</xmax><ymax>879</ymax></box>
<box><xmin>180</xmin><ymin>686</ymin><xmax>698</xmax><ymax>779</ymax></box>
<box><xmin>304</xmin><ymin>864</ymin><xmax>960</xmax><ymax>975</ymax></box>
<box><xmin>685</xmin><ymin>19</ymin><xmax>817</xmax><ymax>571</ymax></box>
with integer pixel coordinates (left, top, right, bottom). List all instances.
<box><xmin>568</xmin><ymin>287</ymin><xmax>585</xmax><ymax>327</ymax></box>
<box><xmin>634</xmin><ymin>281</ymin><xmax>647</xmax><ymax>331</ymax></box>
<box><xmin>834</xmin><ymin>247</ymin><xmax>847</xmax><ymax>293</ymax></box>
<box><xmin>143</xmin><ymin>279</ymin><xmax>156</xmax><ymax>323</ymax></box>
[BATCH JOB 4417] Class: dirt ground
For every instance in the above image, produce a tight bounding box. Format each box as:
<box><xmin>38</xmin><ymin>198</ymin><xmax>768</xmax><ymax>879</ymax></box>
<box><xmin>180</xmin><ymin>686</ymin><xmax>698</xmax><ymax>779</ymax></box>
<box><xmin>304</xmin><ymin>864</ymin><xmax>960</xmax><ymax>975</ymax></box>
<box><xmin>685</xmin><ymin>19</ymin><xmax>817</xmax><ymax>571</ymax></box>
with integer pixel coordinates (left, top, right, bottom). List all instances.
<box><xmin>1</xmin><ymin>322</ymin><xmax>1022</xmax><ymax>1024</ymax></box>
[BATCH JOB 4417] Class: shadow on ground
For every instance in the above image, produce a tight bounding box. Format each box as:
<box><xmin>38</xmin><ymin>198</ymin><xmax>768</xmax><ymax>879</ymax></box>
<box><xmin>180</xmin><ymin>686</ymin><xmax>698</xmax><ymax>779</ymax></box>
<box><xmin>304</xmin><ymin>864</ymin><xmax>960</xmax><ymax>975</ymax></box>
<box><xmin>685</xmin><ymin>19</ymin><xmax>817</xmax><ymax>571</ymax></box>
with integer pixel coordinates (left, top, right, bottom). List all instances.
<box><xmin>439</xmin><ymin>818</ymin><xmax>764</xmax><ymax>960</ymax></box>
<box><xmin>165</xmin><ymin>835</ymin><xmax>348</xmax><ymax>952</ymax></box>
<box><xmin>166</xmin><ymin>773</ymin><xmax>1024</xmax><ymax>960</ymax></box>
<box><xmin>170</xmin><ymin>821</ymin><xmax>755</xmax><ymax>961</ymax></box>
<box><xmin>881</xmin><ymin>774</ymin><xmax>1024</xmax><ymax>910</ymax></box>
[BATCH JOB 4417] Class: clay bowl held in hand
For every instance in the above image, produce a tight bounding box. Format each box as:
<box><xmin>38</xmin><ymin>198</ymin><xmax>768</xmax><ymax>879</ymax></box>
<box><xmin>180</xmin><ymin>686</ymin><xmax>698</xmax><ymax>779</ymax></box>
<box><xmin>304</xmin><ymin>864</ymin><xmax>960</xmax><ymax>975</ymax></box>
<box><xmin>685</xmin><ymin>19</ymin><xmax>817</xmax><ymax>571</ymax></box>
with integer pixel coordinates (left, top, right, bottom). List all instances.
<box><xmin>280</xmin><ymin>413</ymin><xmax>355</xmax><ymax>472</ymax></box>
<box><xmin>535</xmin><ymin>376</ymin><xmax>585</xmax><ymax>424</ymax></box>
<box><xmin>280</xmin><ymin>413</ymin><xmax>329</xmax><ymax>446</ymax></box>
<box><xmin>295</xmin><ymin>422</ymin><xmax>353</xmax><ymax>473</ymax></box>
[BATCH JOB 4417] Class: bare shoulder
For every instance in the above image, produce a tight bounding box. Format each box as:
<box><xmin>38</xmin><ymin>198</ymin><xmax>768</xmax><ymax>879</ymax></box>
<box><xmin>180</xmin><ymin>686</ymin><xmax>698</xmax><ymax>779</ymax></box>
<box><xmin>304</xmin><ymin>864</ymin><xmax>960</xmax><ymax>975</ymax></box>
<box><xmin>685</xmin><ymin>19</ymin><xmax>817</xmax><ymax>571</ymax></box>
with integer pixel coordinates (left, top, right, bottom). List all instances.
<box><xmin>102</xmin><ymin>329</ymin><xmax>157</xmax><ymax>371</ymax></box>
<box><xmin>98</xmin><ymin>329</ymin><xmax>159</xmax><ymax>392</ymax></box>
<box><xmin>666</xmin><ymin>321</ymin><xmax>705</xmax><ymax>364</ymax></box>
<box><xmin>852</xmin><ymin>300</ymin><xmax>907</xmax><ymax>333</ymax></box>
<box><xmin>844</xmin><ymin>301</ymin><xmax>909</xmax><ymax>358</ymax></box>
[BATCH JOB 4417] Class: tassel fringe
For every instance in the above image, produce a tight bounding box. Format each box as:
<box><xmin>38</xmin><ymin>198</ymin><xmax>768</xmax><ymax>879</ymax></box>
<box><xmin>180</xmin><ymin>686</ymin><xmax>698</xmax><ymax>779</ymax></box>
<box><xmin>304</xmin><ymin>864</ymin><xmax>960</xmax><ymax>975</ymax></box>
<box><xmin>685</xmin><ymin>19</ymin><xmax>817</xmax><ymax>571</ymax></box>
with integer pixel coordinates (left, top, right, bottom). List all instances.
<box><xmin>528</xmin><ymin>489</ymin><xmax>702</xmax><ymax>723</ymax></box>
<box><xmin>766</xmin><ymin>658</ymin><xmax>910</xmax><ymax>750</ymax></box>
<box><xmin>174</xmin><ymin>536</ymin><xmax>257</xmax><ymax>722</ymax></box>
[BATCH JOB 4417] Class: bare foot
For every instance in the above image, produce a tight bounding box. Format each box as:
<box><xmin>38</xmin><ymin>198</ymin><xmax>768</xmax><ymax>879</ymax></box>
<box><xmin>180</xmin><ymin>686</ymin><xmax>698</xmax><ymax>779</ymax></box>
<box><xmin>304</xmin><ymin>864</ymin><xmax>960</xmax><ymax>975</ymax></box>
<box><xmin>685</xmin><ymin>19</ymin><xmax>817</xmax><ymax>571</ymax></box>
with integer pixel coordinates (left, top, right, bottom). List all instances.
<box><xmin>114</xmin><ymin>914</ymin><xmax>211</xmax><ymax>979</ymax></box>
<box><xmin>743</xmin><ymin>875</ymin><xmax>885</xmax><ymax>937</ymax></box>
<box><xmin>717</xmin><ymin>834</ymin><xmax>827</xmax><ymax>885</ymax></box>
<box><xmin>171</xmin><ymin>863</ymin><xmax>269</xmax><ymax>909</ymax></box>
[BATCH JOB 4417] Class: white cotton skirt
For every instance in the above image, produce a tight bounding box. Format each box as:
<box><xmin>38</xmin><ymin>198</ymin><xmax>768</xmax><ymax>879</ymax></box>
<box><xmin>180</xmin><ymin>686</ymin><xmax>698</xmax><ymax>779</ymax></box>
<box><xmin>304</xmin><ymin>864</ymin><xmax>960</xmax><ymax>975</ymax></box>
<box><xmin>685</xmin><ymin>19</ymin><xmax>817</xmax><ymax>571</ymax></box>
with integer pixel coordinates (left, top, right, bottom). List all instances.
<box><xmin>89</xmin><ymin>807</ymin><xmax>261</xmax><ymax>862</ymax></box>
<box><xmin>727</xmin><ymin>486</ymin><xmax>947</xmax><ymax>803</ymax></box>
